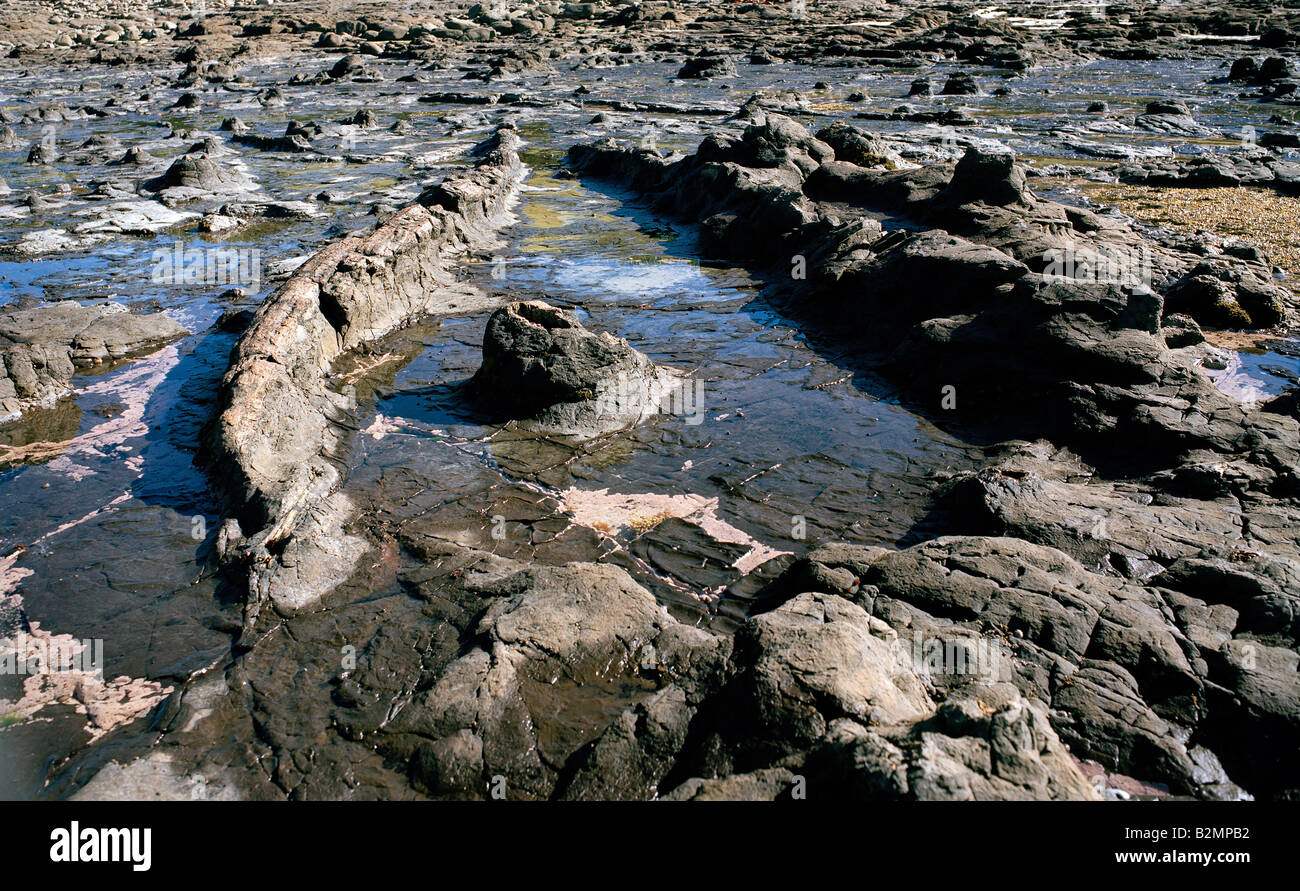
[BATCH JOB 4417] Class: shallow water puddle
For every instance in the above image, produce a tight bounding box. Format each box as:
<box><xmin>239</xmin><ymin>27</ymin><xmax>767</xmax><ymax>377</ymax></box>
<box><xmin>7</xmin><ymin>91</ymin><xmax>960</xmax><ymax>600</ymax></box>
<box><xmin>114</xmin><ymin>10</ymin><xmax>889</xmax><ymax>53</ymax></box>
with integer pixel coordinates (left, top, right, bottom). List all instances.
<box><xmin>1201</xmin><ymin>337</ymin><xmax>1300</xmax><ymax>403</ymax></box>
<box><xmin>343</xmin><ymin>150</ymin><xmax>978</xmax><ymax>622</ymax></box>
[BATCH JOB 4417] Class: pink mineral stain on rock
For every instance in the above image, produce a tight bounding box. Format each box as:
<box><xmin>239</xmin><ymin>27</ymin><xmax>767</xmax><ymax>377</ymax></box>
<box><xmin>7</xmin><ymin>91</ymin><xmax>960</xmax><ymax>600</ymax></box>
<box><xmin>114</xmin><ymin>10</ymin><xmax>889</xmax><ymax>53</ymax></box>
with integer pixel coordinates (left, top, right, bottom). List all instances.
<box><xmin>558</xmin><ymin>486</ymin><xmax>790</xmax><ymax>574</ymax></box>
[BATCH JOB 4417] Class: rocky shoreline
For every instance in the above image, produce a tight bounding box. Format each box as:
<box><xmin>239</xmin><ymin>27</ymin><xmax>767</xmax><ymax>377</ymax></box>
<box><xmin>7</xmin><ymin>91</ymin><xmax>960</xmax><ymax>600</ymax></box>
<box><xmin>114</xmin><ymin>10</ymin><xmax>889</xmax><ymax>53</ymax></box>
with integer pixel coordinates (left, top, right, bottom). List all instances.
<box><xmin>1</xmin><ymin>0</ymin><xmax>1298</xmax><ymax>801</ymax></box>
<box><xmin>565</xmin><ymin>116</ymin><xmax>1299</xmax><ymax>799</ymax></box>
<box><xmin>208</xmin><ymin>123</ymin><xmax>525</xmax><ymax>627</ymax></box>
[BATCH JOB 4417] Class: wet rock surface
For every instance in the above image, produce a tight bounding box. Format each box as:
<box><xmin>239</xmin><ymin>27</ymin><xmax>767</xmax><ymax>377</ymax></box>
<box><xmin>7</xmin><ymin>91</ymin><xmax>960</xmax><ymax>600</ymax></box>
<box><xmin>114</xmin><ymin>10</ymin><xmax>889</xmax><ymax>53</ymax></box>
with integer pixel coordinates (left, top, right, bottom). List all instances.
<box><xmin>2</xmin><ymin>0</ymin><xmax>1300</xmax><ymax>801</ymax></box>
<box><xmin>1</xmin><ymin>302</ymin><xmax>186</xmax><ymax>423</ymax></box>
<box><xmin>470</xmin><ymin>300</ymin><xmax>682</xmax><ymax>439</ymax></box>
<box><xmin>566</xmin><ymin>110</ymin><xmax>1300</xmax><ymax>796</ymax></box>
<box><xmin>570</xmin><ymin>121</ymin><xmax>1298</xmax><ymax>460</ymax></box>
<box><xmin>210</xmin><ymin>124</ymin><xmax>525</xmax><ymax>626</ymax></box>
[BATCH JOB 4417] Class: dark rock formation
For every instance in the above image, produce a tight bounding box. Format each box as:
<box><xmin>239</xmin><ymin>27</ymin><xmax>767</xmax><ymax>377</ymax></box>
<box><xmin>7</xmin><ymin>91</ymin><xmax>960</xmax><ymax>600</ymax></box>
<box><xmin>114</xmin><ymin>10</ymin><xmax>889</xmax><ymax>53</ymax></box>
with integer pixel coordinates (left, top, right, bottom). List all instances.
<box><xmin>941</xmin><ymin>72</ymin><xmax>979</xmax><ymax>95</ymax></box>
<box><xmin>568</xmin><ymin>111</ymin><xmax>1300</xmax><ymax>798</ymax></box>
<box><xmin>570</xmin><ymin>118</ymin><xmax>1297</xmax><ymax>466</ymax></box>
<box><xmin>469</xmin><ymin>300</ymin><xmax>682</xmax><ymax>439</ymax></box>
<box><xmin>143</xmin><ymin>152</ymin><xmax>255</xmax><ymax>198</ymax></box>
<box><xmin>564</xmin><ymin>588</ymin><xmax>1096</xmax><ymax>801</ymax></box>
<box><xmin>345</xmin><ymin>550</ymin><xmax>1097</xmax><ymax>801</ymax></box>
<box><xmin>676</xmin><ymin>53</ymin><xmax>737</xmax><ymax>79</ymax></box>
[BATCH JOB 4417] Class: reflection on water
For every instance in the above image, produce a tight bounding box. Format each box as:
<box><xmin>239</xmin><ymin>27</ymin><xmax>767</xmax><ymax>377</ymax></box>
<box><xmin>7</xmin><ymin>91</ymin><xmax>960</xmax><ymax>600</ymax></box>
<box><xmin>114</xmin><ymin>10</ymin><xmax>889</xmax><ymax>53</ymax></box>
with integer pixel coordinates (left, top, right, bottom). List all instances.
<box><xmin>345</xmin><ymin>150</ymin><xmax>977</xmax><ymax>627</ymax></box>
